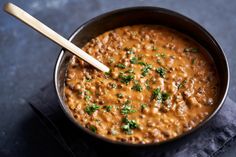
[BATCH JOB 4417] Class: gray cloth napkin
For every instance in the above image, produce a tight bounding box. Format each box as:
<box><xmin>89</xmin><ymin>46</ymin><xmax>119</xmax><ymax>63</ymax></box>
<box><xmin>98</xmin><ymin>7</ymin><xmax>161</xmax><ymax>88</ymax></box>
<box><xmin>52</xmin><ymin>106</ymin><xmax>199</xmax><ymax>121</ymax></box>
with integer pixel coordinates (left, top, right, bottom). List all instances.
<box><xmin>28</xmin><ymin>82</ymin><xmax>236</xmax><ymax>157</ymax></box>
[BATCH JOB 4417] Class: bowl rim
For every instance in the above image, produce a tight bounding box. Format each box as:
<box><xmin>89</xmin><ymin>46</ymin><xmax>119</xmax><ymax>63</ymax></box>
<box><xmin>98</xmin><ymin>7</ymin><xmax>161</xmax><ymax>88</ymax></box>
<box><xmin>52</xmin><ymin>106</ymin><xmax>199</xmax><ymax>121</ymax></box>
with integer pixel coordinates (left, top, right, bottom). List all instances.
<box><xmin>54</xmin><ymin>6</ymin><xmax>230</xmax><ymax>147</ymax></box>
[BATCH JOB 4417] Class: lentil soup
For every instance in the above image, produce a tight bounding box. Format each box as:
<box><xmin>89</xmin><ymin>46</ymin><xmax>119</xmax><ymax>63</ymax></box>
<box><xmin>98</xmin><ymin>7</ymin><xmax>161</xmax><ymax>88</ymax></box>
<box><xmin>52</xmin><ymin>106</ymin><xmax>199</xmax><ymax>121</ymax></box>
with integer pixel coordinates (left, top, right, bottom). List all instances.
<box><xmin>64</xmin><ymin>25</ymin><xmax>219</xmax><ymax>144</ymax></box>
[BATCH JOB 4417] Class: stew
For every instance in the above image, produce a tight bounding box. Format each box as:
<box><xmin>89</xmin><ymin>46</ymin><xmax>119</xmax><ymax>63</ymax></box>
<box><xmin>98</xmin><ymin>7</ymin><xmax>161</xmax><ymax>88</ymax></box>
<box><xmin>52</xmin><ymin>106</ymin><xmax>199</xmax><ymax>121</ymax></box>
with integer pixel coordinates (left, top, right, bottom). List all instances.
<box><xmin>64</xmin><ymin>25</ymin><xmax>219</xmax><ymax>144</ymax></box>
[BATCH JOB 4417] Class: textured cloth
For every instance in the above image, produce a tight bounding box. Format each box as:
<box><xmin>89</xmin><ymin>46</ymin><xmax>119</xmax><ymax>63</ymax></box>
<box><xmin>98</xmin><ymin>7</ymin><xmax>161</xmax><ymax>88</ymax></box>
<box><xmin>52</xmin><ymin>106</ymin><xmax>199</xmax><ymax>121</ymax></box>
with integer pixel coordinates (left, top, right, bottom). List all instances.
<box><xmin>28</xmin><ymin>82</ymin><xmax>236</xmax><ymax>157</ymax></box>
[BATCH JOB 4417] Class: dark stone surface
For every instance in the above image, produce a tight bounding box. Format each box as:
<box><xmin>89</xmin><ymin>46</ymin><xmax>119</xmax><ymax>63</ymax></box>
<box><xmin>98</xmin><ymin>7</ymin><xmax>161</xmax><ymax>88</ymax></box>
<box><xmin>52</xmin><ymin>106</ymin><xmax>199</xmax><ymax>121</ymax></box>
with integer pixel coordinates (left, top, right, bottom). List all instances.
<box><xmin>0</xmin><ymin>0</ymin><xmax>235</xmax><ymax>156</ymax></box>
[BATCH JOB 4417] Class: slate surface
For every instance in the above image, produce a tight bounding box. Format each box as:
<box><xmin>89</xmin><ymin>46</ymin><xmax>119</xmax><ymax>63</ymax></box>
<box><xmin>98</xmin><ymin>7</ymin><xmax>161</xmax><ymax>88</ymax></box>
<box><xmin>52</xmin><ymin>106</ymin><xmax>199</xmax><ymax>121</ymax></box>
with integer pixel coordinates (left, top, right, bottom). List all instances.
<box><xmin>0</xmin><ymin>0</ymin><xmax>236</xmax><ymax>157</ymax></box>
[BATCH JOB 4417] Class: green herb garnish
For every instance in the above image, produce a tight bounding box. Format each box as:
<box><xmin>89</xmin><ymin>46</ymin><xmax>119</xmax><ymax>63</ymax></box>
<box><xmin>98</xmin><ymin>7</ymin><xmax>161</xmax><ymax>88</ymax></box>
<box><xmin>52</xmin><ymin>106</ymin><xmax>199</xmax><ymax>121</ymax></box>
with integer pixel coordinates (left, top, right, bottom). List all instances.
<box><xmin>184</xmin><ymin>47</ymin><xmax>198</xmax><ymax>53</ymax></box>
<box><xmin>104</xmin><ymin>70</ymin><xmax>111</xmax><ymax>76</ymax></box>
<box><xmin>85</xmin><ymin>104</ymin><xmax>100</xmax><ymax>115</ymax></box>
<box><xmin>89</xmin><ymin>125</ymin><xmax>97</xmax><ymax>133</ymax></box>
<box><xmin>145</xmin><ymin>80</ymin><xmax>151</xmax><ymax>90</ymax></box>
<box><xmin>78</xmin><ymin>91</ymin><xmax>83</xmax><ymax>95</ymax></box>
<box><xmin>156</xmin><ymin>67</ymin><xmax>166</xmax><ymax>78</ymax></box>
<box><xmin>125</xmin><ymin>69</ymin><xmax>134</xmax><ymax>74</ymax></box>
<box><xmin>108</xmin><ymin>82</ymin><xmax>117</xmax><ymax>89</ymax></box>
<box><xmin>108</xmin><ymin>58</ymin><xmax>115</xmax><ymax>64</ymax></box>
<box><xmin>121</xmin><ymin>117</ymin><xmax>139</xmax><ymax>134</ymax></box>
<box><xmin>157</xmin><ymin>59</ymin><xmax>161</xmax><ymax>64</ymax></box>
<box><xmin>85</xmin><ymin>90</ymin><xmax>92</xmax><ymax>95</ymax></box>
<box><xmin>152</xmin><ymin>88</ymin><xmax>170</xmax><ymax>102</ymax></box>
<box><xmin>121</xmin><ymin>101</ymin><xmax>136</xmax><ymax>115</ymax></box>
<box><xmin>116</xmin><ymin>93</ymin><xmax>124</xmax><ymax>98</ymax></box>
<box><xmin>124</xmin><ymin>47</ymin><xmax>134</xmax><ymax>54</ymax></box>
<box><xmin>177</xmin><ymin>80</ymin><xmax>187</xmax><ymax>89</ymax></box>
<box><xmin>84</xmin><ymin>90</ymin><xmax>92</xmax><ymax>101</ymax></box>
<box><xmin>121</xmin><ymin>105</ymin><xmax>136</xmax><ymax>115</ymax></box>
<box><xmin>141</xmin><ymin>104</ymin><xmax>147</xmax><ymax>111</ymax></box>
<box><xmin>137</xmin><ymin>61</ymin><xmax>146</xmax><ymax>66</ymax></box>
<box><xmin>131</xmin><ymin>83</ymin><xmax>143</xmax><ymax>92</ymax></box>
<box><xmin>119</xmin><ymin>73</ymin><xmax>134</xmax><ymax>84</ymax></box>
<box><xmin>116</xmin><ymin>63</ymin><xmax>126</xmax><ymax>69</ymax></box>
<box><xmin>103</xmin><ymin>105</ymin><xmax>112</xmax><ymax>112</ymax></box>
<box><xmin>162</xmin><ymin>92</ymin><xmax>170</xmax><ymax>101</ymax></box>
<box><xmin>156</xmin><ymin>53</ymin><xmax>166</xmax><ymax>58</ymax></box>
<box><xmin>141</xmin><ymin>64</ymin><xmax>152</xmax><ymax>76</ymax></box>
<box><xmin>85</xmin><ymin>95</ymin><xmax>91</xmax><ymax>101</ymax></box>
<box><xmin>152</xmin><ymin>88</ymin><xmax>162</xmax><ymax>100</ymax></box>
<box><xmin>124</xmin><ymin>99</ymin><xmax>131</xmax><ymax>105</ymax></box>
<box><xmin>130</xmin><ymin>57</ymin><xmax>138</xmax><ymax>64</ymax></box>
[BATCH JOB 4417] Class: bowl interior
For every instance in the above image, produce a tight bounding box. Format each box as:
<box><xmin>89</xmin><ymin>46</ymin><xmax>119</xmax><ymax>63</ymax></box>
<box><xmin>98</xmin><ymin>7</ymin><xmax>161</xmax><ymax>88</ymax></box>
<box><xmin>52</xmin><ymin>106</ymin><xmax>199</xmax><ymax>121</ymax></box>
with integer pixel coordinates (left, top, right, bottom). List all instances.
<box><xmin>54</xmin><ymin>7</ymin><xmax>229</xmax><ymax>146</ymax></box>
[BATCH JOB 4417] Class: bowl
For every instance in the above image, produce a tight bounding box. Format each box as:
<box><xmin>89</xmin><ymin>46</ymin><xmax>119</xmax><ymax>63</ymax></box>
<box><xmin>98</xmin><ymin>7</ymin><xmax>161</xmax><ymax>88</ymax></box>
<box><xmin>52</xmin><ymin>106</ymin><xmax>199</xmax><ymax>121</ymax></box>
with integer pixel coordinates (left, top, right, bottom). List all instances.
<box><xmin>54</xmin><ymin>7</ymin><xmax>229</xmax><ymax>147</ymax></box>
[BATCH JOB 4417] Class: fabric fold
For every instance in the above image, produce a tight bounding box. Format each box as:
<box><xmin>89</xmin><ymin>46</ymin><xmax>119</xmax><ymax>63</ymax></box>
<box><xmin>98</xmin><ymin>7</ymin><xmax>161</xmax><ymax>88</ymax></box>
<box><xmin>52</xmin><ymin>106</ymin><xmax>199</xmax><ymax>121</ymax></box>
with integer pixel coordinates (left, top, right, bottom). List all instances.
<box><xmin>28</xmin><ymin>82</ymin><xmax>236</xmax><ymax>157</ymax></box>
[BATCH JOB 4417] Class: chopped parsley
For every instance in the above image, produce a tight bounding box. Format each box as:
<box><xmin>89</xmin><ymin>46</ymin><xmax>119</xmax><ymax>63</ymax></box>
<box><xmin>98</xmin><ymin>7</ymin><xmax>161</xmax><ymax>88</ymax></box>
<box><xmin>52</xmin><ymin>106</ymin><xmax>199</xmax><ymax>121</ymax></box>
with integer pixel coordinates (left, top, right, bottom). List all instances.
<box><xmin>131</xmin><ymin>83</ymin><xmax>143</xmax><ymax>92</ymax></box>
<box><xmin>137</xmin><ymin>61</ymin><xmax>146</xmax><ymax>66</ymax></box>
<box><xmin>104</xmin><ymin>70</ymin><xmax>111</xmax><ymax>76</ymax></box>
<box><xmin>121</xmin><ymin>117</ymin><xmax>139</xmax><ymax>134</ymax></box>
<box><xmin>85</xmin><ymin>104</ymin><xmax>100</xmax><ymax>115</ymax></box>
<box><xmin>85</xmin><ymin>90</ymin><xmax>92</xmax><ymax>95</ymax></box>
<box><xmin>152</xmin><ymin>88</ymin><xmax>162</xmax><ymax>100</ymax></box>
<box><xmin>110</xmin><ymin>83</ymin><xmax>117</xmax><ymax>89</ymax></box>
<box><xmin>116</xmin><ymin>63</ymin><xmax>126</xmax><ymax>69</ymax></box>
<box><xmin>78</xmin><ymin>90</ymin><xmax>83</xmax><ymax>95</ymax></box>
<box><xmin>85</xmin><ymin>95</ymin><xmax>91</xmax><ymax>101</ymax></box>
<box><xmin>145</xmin><ymin>80</ymin><xmax>151</xmax><ymax>90</ymax></box>
<box><xmin>184</xmin><ymin>47</ymin><xmax>198</xmax><ymax>53</ymax></box>
<box><xmin>156</xmin><ymin>53</ymin><xmax>166</xmax><ymax>58</ymax></box>
<box><xmin>130</xmin><ymin>57</ymin><xmax>138</xmax><ymax>64</ymax></box>
<box><xmin>121</xmin><ymin>100</ymin><xmax>136</xmax><ymax>115</ymax></box>
<box><xmin>121</xmin><ymin>105</ymin><xmax>136</xmax><ymax>115</ymax></box>
<box><xmin>141</xmin><ymin>104</ymin><xmax>147</xmax><ymax>111</ymax></box>
<box><xmin>89</xmin><ymin>125</ymin><xmax>97</xmax><ymax>133</ymax></box>
<box><xmin>84</xmin><ymin>90</ymin><xmax>92</xmax><ymax>101</ymax></box>
<box><xmin>152</xmin><ymin>88</ymin><xmax>170</xmax><ymax>102</ymax></box>
<box><xmin>108</xmin><ymin>58</ymin><xmax>115</xmax><ymax>64</ymax></box>
<box><xmin>130</xmin><ymin>56</ymin><xmax>144</xmax><ymax>65</ymax></box>
<box><xmin>116</xmin><ymin>93</ymin><xmax>124</xmax><ymax>98</ymax></box>
<box><xmin>157</xmin><ymin>58</ymin><xmax>161</xmax><ymax>64</ymax></box>
<box><xmin>141</xmin><ymin>64</ymin><xmax>152</xmax><ymax>76</ymax></box>
<box><xmin>103</xmin><ymin>105</ymin><xmax>112</xmax><ymax>112</ymax></box>
<box><xmin>124</xmin><ymin>99</ymin><xmax>131</xmax><ymax>105</ymax></box>
<box><xmin>191</xmin><ymin>59</ymin><xmax>196</xmax><ymax>65</ymax></box>
<box><xmin>162</xmin><ymin>92</ymin><xmax>170</xmax><ymax>101</ymax></box>
<box><xmin>156</xmin><ymin>67</ymin><xmax>166</xmax><ymax>78</ymax></box>
<box><xmin>125</xmin><ymin>69</ymin><xmax>134</xmax><ymax>74</ymax></box>
<box><xmin>119</xmin><ymin>73</ymin><xmax>134</xmax><ymax>84</ymax></box>
<box><xmin>124</xmin><ymin>47</ymin><xmax>134</xmax><ymax>54</ymax></box>
<box><xmin>177</xmin><ymin>80</ymin><xmax>187</xmax><ymax>89</ymax></box>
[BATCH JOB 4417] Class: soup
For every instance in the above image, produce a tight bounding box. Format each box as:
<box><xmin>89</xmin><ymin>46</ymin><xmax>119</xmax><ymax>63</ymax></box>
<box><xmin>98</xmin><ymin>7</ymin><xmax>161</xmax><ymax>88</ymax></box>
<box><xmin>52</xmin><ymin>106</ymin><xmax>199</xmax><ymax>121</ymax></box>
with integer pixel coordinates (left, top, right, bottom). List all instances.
<box><xmin>64</xmin><ymin>25</ymin><xmax>219</xmax><ymax>144</ymax></box>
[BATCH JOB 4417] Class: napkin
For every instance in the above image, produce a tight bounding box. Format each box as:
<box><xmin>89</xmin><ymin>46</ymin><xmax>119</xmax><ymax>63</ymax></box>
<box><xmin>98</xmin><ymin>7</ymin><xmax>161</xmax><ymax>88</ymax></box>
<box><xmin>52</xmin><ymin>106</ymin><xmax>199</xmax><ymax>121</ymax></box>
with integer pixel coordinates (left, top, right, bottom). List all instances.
<box><xmin>28</xmin><ymin>82</ymin><xmax>236</xmax><ymax>157</ymax></box>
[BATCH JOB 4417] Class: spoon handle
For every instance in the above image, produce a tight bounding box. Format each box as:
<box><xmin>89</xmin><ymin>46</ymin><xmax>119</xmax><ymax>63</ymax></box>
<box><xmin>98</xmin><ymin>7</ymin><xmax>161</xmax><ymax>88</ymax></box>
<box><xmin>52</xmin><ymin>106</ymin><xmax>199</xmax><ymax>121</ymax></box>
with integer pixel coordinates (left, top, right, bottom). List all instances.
<box><xmin>4</xmin><ymin>3</ymin><xmax>109</xmax><ymax>73</ymax></box>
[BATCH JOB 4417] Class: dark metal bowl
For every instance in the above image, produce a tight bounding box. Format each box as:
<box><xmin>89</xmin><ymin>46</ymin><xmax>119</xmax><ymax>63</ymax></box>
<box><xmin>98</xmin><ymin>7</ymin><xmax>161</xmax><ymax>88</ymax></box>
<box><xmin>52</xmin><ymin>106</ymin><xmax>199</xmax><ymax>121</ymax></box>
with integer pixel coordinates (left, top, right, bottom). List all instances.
<box><xmin>54</xmin><ymin>7</ymin><xmax>229</xmax><ymax>147</ymax></box>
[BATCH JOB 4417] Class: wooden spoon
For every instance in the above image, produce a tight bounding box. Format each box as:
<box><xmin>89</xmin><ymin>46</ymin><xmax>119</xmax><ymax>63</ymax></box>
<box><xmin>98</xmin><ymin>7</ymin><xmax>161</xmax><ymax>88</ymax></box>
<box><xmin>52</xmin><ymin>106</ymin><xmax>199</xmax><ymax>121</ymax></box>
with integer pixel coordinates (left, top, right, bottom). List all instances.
<box><xmin>4</xmin><ymin>3</ymin><xmax>110</xmax><ymax>73</ymax></box>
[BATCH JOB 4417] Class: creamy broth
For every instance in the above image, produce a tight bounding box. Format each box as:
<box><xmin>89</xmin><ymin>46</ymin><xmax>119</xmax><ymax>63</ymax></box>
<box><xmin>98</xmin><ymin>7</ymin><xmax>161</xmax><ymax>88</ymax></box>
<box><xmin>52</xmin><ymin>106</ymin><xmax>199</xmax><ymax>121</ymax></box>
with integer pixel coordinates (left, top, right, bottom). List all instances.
<box><xmin>64</xmin><ymin>25</ymin><xmax>219</xmax><ymax>144</ymax></box>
